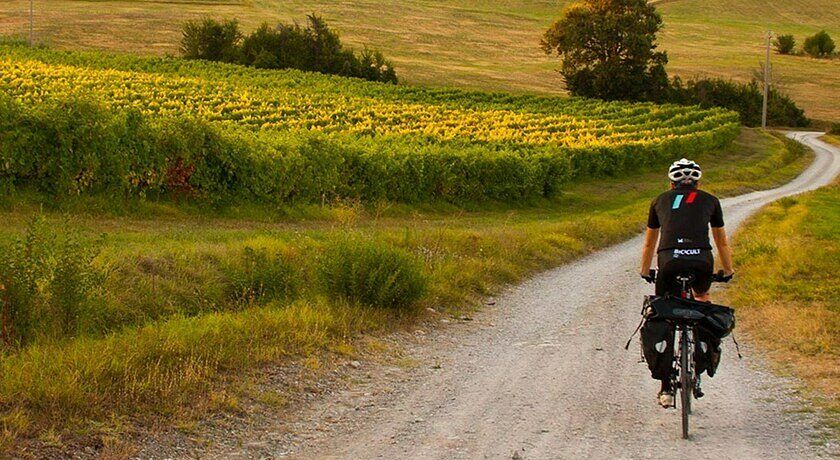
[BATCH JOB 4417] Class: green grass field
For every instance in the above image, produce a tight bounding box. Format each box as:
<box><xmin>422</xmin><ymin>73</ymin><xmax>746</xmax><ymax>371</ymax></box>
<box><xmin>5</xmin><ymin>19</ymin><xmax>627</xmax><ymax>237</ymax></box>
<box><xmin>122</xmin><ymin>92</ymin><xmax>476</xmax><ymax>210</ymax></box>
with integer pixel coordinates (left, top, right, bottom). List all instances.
<box><xmin>0</xmin><ymin>0</ymin><xmax>837</xmax><ymax>119</ymax></box>
<box><xmin>725</xmin><ymin>171</ymin><xmax>839</xmax><ymax>437</ymax></box>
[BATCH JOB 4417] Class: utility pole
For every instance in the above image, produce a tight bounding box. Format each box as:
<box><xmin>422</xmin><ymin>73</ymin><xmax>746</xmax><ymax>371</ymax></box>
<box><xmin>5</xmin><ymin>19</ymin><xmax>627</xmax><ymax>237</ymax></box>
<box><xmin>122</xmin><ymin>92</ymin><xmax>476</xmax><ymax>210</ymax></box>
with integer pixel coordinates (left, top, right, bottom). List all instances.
<box><xmin>762</xmin><ymin>30</ymin><xmax>772</xmax><ymax>129</ymax></box>
<box><xmin>28</xmin><ymin>0</ymin><xmax>34</xmax><ymax>47</ymax></box>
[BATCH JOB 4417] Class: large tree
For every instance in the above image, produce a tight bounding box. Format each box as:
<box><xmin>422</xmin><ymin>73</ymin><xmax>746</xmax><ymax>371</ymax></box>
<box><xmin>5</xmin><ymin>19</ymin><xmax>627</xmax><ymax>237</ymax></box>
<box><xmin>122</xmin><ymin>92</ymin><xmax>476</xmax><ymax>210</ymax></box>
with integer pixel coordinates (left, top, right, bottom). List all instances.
<box><xmin>541</xmin><ymin>0</ymin><xmax>669</xmax><ymax>102</ymax></box>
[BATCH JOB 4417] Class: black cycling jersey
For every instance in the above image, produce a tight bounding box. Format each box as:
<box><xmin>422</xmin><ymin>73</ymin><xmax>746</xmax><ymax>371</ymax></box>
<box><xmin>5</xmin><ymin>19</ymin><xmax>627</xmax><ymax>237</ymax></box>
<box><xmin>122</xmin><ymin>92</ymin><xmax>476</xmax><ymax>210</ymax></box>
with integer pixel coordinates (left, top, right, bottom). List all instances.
<box><xmin>647</xmin><ymin>186</ymin><xmax>724</xmax><ymax>252</ymax></box>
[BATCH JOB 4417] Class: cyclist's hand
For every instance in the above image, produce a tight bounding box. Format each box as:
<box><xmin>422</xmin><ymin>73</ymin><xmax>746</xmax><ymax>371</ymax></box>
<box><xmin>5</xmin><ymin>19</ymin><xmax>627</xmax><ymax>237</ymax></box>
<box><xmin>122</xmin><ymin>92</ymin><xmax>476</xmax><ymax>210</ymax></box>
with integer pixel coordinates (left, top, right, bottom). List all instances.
<box><xmin>641</xmin><ymin>269</ymin><xmax>656</xmax><ymax>284</ymax></box>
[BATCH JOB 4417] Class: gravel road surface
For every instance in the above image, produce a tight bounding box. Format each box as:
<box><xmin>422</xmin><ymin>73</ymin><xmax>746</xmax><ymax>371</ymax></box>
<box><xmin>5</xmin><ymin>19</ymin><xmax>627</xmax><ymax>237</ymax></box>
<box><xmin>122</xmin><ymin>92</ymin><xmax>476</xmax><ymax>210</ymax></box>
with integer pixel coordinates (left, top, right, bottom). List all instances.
<box><xmin>286</xmin><ymin>132</ymin><xmax>839</xmax><ymax>460</ymax></box>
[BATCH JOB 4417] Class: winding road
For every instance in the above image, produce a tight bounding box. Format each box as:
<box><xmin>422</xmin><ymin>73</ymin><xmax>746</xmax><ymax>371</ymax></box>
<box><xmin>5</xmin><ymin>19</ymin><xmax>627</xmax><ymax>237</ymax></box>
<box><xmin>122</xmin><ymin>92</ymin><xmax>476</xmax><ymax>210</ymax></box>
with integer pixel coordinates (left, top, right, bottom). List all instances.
<box><xmin>286</xmin><ymin>132</ymin><xmax>839</xmax><ymax>459</ymax></box>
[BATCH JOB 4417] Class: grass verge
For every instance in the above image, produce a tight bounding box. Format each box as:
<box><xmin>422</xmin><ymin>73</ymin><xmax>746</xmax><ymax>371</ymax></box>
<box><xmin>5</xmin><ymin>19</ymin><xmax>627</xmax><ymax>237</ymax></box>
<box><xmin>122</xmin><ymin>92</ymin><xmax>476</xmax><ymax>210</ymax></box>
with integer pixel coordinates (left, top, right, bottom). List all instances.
<box><xmin>724</xmin><ymin>175</ymin><xmax>838</xmax><ymax>439</ymax></box>
<box><xmin>0</xmin><ymin>128</ymin><xmax>813</xmax><ymax>453</ymax></box>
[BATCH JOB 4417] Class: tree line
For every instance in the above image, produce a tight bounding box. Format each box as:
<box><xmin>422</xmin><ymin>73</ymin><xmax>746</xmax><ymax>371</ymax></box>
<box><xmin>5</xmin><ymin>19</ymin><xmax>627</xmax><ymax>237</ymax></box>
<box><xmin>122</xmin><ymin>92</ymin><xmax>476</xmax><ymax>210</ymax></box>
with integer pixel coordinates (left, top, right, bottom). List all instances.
<box><xmin>181</xmin><ymin>15</ymin><xmax>397</xmax><ymax>84</ymax></box>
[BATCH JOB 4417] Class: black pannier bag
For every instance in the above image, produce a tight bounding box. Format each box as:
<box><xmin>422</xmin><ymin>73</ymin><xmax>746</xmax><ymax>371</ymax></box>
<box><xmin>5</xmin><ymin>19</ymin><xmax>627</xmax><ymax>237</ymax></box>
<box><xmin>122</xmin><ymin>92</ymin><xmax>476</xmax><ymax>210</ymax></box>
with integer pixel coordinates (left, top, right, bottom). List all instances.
<box><xmin>640</xmin><ymin>317</ymin><xmax>675</xmax><ymax>380</ymax></box>
<box><xmin>640</xmin><ymin>296</ymin><xmax>735</xmax><ymax>379</ymax></box>
<box><xmin>643</xmin><ymin>295</ymin><xmax>736</xmax><ymax>339</ymax></box>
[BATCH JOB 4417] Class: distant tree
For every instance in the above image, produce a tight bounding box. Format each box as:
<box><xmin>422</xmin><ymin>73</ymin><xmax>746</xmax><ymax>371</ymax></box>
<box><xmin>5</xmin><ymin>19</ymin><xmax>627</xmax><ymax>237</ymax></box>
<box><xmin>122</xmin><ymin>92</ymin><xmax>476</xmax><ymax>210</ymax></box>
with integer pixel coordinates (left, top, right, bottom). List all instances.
<box><xmin>304</xmin><ymin>14</ymin><xmax>352</xmax><ymax>75</ymax></box>
<box><xmin>803</xmin><ymin>30</ymin><xmax>835</xmax><ymax>58</ymax></box>
<box><xmin>180</xmin><ymin>19</ymin><xmax>242</xmax><ymax>62</ymax></box>
<box><xmin>233</xmin><ymin>15</ymin><xmax>397</xmax><ymax>83</ymax></box>
<box><xmin>773</xmin><ymin>34</ymin><xmax>796</xmax><ymax>55</ymax></box>
<box><xmin>356</xmin><ymin>48</ymin><xmax>398</xmax><ymax>84</ymax></box>
<box><xmin>241</xmin><ymin>24</ymin><xmax>291</xmax><ymax>68</ymax></box>
<box><xmin>541</xmin><ymin>0</ymin><xmax>669</xmax><ymax>102</ymax></box>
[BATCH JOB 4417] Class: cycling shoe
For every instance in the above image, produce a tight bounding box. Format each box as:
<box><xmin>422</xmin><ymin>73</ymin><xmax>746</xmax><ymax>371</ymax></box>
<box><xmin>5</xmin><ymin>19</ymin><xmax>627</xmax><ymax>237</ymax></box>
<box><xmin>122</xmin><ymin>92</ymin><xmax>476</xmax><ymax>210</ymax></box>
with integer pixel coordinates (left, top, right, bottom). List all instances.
<box><xmin>658</xmin><ymin>391</ymin><xmax>675</xmax><ymax>408</ymax></box>
<box><xmin>693</xmin><ymin>376</ymin><xmax>704</xmax><ymax>399</ymax></box>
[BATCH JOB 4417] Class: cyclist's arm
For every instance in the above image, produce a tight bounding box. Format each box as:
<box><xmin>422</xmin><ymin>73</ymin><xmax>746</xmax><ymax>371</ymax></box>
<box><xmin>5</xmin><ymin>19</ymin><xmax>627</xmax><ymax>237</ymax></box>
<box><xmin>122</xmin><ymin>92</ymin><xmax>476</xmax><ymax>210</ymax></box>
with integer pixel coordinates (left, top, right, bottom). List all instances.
<box><xmin>711</xmin><ymin>226</ymin><xmax>734</xmax><ymax>275</ymax></box>
<box><xmin>639</xmin><ymin>227</ymin><xmax>659</xmax><ymax>276</ymax></box>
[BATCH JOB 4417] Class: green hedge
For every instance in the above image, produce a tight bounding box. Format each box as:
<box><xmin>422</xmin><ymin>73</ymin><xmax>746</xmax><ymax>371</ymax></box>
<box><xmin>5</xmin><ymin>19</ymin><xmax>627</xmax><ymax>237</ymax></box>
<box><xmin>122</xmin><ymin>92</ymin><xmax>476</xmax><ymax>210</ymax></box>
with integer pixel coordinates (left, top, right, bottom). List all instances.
<box><xmin>0</xmin><ymin>95</ymin><xmax>739</xmax><ymax>204</ymax></box>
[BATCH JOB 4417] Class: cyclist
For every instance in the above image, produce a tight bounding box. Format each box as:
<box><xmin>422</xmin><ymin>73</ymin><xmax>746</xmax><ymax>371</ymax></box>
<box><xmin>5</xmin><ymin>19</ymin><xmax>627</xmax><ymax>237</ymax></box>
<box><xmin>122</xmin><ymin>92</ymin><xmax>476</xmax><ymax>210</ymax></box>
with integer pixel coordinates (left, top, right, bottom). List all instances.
<box><xmin>638</xmin><ymin>158</ymin><xmax>734</xmax><ymax>407</ymax></box>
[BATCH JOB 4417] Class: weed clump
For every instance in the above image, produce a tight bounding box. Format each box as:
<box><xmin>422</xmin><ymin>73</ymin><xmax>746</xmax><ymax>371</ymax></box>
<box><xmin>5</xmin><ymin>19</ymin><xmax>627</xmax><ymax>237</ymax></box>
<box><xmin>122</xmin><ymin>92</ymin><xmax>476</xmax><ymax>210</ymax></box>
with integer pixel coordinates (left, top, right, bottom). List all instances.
<box><xmin>318</xmin><ymin>237</ymin><xmax>426</xmax><ymax>309</ymax></box>
<box><xmin>0</xmin><ymin>217</ymin><xmax>101</xmax><ymax>346</ymax></box>
<box><xmin>223</xmin><ymin>246</ymin><xmax>300</xmax><ymax>305</ymax></box>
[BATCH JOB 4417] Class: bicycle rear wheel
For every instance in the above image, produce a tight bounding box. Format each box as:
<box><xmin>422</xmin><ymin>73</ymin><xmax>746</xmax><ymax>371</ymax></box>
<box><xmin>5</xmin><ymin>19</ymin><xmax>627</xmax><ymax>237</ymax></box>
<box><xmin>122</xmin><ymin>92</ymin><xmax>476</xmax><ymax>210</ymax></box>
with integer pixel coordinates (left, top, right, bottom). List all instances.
<box><xmin>680</xmin><ymin>328</ymin><xmax>692</xmax><ymax>439</ymax></box>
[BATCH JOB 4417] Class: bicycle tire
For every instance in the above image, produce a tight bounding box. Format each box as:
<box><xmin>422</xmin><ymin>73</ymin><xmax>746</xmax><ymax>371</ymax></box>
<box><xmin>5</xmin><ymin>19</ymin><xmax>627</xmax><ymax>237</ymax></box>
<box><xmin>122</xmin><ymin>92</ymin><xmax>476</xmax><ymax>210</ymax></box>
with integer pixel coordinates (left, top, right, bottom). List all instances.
<box><xmin>680</xmin><ymin>328</ymin><xmax>691</xmax><ymax>439</ymax></box>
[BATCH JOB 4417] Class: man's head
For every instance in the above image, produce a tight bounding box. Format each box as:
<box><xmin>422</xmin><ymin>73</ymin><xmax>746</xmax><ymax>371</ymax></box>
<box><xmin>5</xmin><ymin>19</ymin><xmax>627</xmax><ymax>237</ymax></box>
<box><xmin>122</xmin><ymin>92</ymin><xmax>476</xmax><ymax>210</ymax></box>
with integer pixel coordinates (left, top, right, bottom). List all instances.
<box><xmin>668</xmin><ymin>158</ymin><xmax>702</xmax><ymax>188</ymax></box>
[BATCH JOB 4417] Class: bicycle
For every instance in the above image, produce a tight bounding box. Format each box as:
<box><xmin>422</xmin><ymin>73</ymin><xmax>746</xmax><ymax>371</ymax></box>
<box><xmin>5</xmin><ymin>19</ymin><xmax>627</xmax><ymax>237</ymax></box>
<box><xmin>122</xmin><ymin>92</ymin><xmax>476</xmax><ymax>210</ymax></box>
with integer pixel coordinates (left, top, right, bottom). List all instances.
<box><xmin>641</xmin><ymin>269</ymin><xmax>732</xmax><ymax>439</ymax></box>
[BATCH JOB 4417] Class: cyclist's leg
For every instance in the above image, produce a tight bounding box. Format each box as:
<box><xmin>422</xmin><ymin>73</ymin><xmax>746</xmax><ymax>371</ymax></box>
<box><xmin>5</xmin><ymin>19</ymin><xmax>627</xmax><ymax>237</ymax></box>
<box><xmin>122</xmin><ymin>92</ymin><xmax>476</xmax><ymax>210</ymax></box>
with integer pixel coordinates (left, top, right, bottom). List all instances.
<box><xmin>691</xmin><ymin>250</ymin><xmax>715</xmax><ymax>301</ymax></box>
<box><xmin>655</xmin><ymin>251</ymin><xmax>683</xmax><ymax>297</ymax></box>
<box><xmin>693</xmin><ymin>251</ymin><xmax>718</xmax><ymax>384</ymax></box>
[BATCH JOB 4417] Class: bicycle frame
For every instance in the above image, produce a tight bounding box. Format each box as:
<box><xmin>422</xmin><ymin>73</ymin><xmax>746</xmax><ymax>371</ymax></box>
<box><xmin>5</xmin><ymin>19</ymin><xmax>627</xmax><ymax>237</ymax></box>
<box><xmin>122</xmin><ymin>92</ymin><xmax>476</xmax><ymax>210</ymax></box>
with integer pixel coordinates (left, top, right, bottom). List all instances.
<box><xmin>671</xmin><ymin>274</ymin><xmax>697</xmax><ymax>439</ymax></box>
<box><xmin>641</xmin><ymin>268</ymin><xmax>731</xmax><ymax>439</ymax></box>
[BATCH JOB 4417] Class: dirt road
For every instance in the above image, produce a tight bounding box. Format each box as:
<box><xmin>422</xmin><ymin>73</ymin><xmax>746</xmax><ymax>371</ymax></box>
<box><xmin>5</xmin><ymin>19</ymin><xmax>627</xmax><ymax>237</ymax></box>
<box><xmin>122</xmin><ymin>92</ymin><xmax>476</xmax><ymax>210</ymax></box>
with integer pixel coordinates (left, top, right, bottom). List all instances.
<box><xmin>279</xmin><ymin>132</ymin><xmax>838</xmax><ymax>459</ymax></box>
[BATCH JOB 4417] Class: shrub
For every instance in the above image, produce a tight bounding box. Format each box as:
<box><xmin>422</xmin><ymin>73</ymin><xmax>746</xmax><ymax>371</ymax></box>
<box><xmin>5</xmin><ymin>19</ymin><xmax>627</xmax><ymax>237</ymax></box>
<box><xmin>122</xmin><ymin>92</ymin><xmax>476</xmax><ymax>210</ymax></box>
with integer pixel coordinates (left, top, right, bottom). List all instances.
<box><xmin>668</xmin><ymin>77</ymin><xmax>809</xmax><ymax>127</ymax></box>
<box><xmin>773</xmin><ymin>34</ymin><xmax>796</xmax><ymax>55</ymax></box>
<box><xmin>180</xmin><ymin>19</ymin><xmax>242</xmax><ymax>62</ymax></box>
<box><xmin>829</xmin><ymin>122</ymin><xmax>840</xmax><ymax>135</ymax></box>
<box><xmin>355</xmin><ymin>48</ymin><xmax>398</xmax><ymax>84</ymax></box>
<box><xmin>318</xmin><ymin>237</ymin><xmax>426</xmax><ymax>309</ymax></box>
<box><xmin>803</xmin><ymin>30</ymin><xmax>835</xmax><ymax>58</ymax></box>
<box><xmin>0</xmin><ymin>217</ymin><xmax>101</xmax><ymax>346</ymax></box>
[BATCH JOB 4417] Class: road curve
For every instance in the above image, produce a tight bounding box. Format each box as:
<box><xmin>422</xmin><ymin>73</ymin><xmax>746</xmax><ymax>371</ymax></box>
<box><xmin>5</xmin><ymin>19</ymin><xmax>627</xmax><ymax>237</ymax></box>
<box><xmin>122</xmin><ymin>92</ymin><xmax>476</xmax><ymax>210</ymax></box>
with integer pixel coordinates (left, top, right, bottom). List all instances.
<box><xmin>293</xmin><ymin>132</ymin><xmax>838</xmax><ymax>459</ymax></box>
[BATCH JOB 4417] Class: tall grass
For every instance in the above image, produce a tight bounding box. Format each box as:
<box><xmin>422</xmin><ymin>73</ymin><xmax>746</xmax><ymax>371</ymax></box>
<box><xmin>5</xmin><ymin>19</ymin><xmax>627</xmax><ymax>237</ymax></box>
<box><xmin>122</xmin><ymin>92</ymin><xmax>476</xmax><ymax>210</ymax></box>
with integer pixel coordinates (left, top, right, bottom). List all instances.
<box><xmin>0</xmin><ymin>217</ymin><xmax>102</xmax><ymax>346</ymax></box>
<box><xmin>318</xmin><ymin>237</ymin><xmax>427</xmax><ymax>309</ymax></box>
<box><xmin>725</xmin><ymin>180</ymin><xmax>839</xmax><ymax>434</ymax></box>
<box><xmin>0</xmin><ymin>300</ymin><xmax>390</xmax><ymax>442</ymax></box>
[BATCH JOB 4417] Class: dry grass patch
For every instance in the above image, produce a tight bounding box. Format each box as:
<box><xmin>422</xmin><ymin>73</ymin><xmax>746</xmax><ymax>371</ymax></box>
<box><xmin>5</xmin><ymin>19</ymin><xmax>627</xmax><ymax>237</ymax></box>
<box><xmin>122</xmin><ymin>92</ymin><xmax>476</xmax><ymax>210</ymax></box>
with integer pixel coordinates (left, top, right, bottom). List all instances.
<box><xmin>725</xmin><ymin>181</ymin><xmax>839</xmax><ymax>436</ymax></box>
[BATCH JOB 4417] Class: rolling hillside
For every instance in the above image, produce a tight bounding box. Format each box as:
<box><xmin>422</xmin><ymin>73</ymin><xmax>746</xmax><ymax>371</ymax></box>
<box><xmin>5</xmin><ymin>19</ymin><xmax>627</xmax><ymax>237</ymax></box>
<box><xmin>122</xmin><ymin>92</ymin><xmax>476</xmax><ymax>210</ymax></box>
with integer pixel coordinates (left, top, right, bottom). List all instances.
<box><xmin>0</xmin><ymin>0</ymin><xmax>837</xmax><ymax>119</ymax></box>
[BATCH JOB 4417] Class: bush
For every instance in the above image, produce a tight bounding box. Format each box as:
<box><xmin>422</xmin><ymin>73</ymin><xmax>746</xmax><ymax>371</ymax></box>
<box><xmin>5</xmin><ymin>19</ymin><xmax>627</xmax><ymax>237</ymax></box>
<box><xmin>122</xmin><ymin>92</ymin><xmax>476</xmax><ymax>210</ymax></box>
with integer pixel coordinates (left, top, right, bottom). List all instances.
<box><xmin>354</xmin><ymin>48</ymin><xmax>398</xmax><ymax>84</ymax></box>
<box><xmin>0</xmin><ymin>217</ymin><xmax>101</xmax><ymax>346</ymax></box>
<box><xmin>803</xmin><ymin>30</ymin><xmax>835</xmax><ymax>58</ymax></box>
<box><xmin>318</xmin><ymin>237</ymin><xmax>426</xmax><ymax>309</ymax></box>
<box><xmin>181</xmin><ymin>19</ymin><xmax>242</xmax><ymax>62</ymax></box>
<box><xmin>668</xmin><ymin>77</ymin><xmax>809</xmax><ymax>127</ymax></box>
<box><xmin>829</xmin><ymin>122</ymin><xmax>840</xmax><ymax>135</ymax></box>
<box><xmin>773</xmin><ymin>34</ymin><xmax>796</xmax><ymax>55</ymax></box>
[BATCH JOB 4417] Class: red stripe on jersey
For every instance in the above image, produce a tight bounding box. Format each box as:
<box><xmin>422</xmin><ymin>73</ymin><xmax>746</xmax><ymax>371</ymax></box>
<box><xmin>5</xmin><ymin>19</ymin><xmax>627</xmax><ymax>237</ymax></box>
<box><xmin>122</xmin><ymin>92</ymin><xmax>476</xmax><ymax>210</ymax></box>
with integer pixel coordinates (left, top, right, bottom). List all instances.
<box><xmin>686</xmin><ymin>191</ymin><xmax>697</xmax><ymax>204</ymax></box>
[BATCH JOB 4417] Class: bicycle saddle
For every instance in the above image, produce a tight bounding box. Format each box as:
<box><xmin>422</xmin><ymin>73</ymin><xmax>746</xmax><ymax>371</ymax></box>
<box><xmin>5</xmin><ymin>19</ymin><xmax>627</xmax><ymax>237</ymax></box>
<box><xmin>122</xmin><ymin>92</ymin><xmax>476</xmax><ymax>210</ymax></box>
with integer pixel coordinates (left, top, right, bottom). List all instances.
<box><xmin>675</xmin><ymin>272</ymin><xmax>696</xmax><ymax>284</ymax></box>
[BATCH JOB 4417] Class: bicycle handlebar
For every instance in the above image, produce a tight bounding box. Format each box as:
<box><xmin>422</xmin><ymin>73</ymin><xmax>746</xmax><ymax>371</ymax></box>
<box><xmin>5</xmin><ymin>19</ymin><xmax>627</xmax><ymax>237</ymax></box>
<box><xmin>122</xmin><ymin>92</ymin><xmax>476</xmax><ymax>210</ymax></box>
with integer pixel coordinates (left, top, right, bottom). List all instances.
<box><xmin>641</xmin><ymin>269</ymin><xmax>733</xmax><ymax>283</ymax></box>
